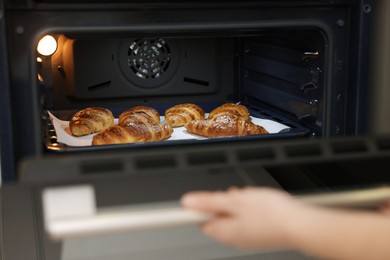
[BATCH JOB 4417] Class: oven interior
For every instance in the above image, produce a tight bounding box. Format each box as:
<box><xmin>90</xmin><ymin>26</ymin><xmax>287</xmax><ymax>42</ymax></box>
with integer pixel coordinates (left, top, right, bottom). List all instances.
<box><xmin>39</xmin><ymin>29</ymin><xmax>325</xmax><ymax>151</ymax></box>
<box><xmin>1</xmin><ymin>0</ymin><xmax>371</xmax><ymax>182</ymax></box>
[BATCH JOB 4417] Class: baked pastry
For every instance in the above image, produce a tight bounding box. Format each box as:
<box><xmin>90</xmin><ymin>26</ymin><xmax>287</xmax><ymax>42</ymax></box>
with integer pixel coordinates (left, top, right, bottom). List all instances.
<box><xmin>118</xmin><ymin>106</ymin><xmax>160</xmax><ymax>125</ymax></box>
<box><xmin>208</xmin><ymin>103</ymin><xmax>250</xmax><ymax>121</ymax></box>
<box><xmin>92</xmin><ymin>122</ymin><xmax>173</xmax><ymax>145</ymax></box>
<box><xmin>165</xmin><ymin>103</ymin><xmax>205</xmax><ymax>127</ymax></box>
<box><xmin>185</xmin><ymin>114</ymin><xmax>269</xmax><ymax>137</ymax></box>
<box><xmin>69</xmin><ymin>107</ymin><xmax>114</xmax><ymax>136</ymax></box>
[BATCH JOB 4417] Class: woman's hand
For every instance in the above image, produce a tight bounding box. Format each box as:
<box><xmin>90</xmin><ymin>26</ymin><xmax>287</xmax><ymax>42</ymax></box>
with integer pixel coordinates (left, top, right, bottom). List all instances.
<box><xmin>182</xmin><ymin>187</ymin><xmax>390</xmax><ymax>260</ymax></box>
<box><xmin>181</xmin><ymin>187</ymin><xmax>307</xmax><ymax>250</ymax></box>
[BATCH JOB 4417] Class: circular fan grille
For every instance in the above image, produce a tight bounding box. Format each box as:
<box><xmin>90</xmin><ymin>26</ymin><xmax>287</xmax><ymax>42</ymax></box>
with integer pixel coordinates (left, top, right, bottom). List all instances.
<box><xmin>127</xmin><ymin>38</ymin><xmax>171</xmax><ymax>79</ymax></box>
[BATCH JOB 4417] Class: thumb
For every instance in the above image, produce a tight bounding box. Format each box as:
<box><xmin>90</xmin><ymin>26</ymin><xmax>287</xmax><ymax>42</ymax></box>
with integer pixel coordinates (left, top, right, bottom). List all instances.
<box><xmin>181</xmin><ymin>191</ymin><xmax>234</xmax><ymax>214</ymax></box>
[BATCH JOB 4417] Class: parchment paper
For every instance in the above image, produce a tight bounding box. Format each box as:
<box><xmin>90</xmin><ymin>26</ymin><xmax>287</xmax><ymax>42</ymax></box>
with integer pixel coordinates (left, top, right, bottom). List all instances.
<box><xmin>47</xmin><ymin>111</ymin><xmax>289</xmax><ymax>147</ymax></box>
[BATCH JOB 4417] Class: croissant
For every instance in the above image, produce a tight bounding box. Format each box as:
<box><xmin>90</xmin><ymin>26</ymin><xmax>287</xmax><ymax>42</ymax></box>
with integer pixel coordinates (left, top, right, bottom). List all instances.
<box><xmin>185</xmin><ymin>115</ymin><xmax>269</xmax><ymax>137</ymax></box>
<box><xmin>208</xmin><ymin>103</ymin><xmax>250</xmax><ymax>121</ymax></box>
<box><xmin>119</xmin><ymin>106</ymin><xmax>160</xmax><ymax>125</ymax></box>
<box><xmin>92</xmin><ymin>122</ymin><xmax>173</xmax><ymax>145</ymax></box>
<box><xmin>69</xmin><ymin>107</ymin><xmax>114</xmax><ymax>136</ymax></box>
<box><xmin>165</xmin><ymin>103</ymin><xmax>205</xmax><ymax>127</ymax></box>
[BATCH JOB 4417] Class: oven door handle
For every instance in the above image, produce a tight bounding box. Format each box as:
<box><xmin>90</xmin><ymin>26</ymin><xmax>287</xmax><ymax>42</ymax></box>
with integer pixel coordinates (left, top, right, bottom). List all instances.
<box><xmin>42</xmin><ymin>185</ymin><xmax>211</xmax><ymax>240</ymax></box>
<box><xmin>299</xmin><ymin>186</ymin><xmax>390</xmax><ymax>209</ymax></box>
<box><xmin>42</xmin><ymin>185</ymin><xmax>390</xmax><ymax>240</ymax></box>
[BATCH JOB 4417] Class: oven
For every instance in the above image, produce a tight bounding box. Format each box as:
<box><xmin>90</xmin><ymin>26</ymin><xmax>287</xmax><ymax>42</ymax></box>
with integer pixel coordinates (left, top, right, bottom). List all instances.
<box><xmin>0</xmin><ymin>0</ymin><xmax>374</xmax><ymax>180</ymax></box>
<box><xmin>1</xmin><ymin>0</ymin><xmax>390</xmax><ymax>259</ymax></box>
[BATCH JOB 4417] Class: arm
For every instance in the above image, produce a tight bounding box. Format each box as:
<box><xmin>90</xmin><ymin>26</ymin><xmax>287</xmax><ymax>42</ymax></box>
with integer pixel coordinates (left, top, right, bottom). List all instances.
<box><xmin>293</xmin><ymin>203</ymin><xmax>390</xmax><ymax>259</ymax></box>
<box><xmin>181</xmin><ymin>187</ymin><xmax>390</xmax><ymax>260</ymax></box>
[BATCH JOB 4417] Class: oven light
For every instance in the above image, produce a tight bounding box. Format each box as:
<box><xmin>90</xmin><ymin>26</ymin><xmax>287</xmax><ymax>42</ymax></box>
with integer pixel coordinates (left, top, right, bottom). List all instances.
<box><xmin>37</xmin><ymin>35</ymin><xmax>57</xmax><ymax>56</ymax></box>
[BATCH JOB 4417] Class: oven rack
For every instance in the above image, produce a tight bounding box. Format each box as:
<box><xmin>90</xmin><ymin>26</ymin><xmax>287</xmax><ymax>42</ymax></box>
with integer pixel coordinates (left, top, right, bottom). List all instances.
<box><xmin>42</xmin><ymin>104</ymin><xmax>311</xmax><ymax>152</ymax></box>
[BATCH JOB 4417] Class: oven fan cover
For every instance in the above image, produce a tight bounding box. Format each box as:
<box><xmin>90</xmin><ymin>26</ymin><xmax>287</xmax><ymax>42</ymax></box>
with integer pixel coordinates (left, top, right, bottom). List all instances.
<box><xmin>119</xmin><ymin>38</ymin><xmax>179</xmax><ymax>88</ymax></box>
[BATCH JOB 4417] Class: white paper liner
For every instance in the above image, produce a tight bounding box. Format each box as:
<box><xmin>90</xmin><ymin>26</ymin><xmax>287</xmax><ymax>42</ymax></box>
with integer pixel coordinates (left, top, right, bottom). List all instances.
<box><xmin>47</xmin><ymin>111</ymin><xmax>290</xmax><ymax>147</ymax></box>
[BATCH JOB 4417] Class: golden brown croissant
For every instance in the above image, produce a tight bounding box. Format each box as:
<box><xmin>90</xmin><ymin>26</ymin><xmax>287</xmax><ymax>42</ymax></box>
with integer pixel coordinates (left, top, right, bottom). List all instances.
<box><xmin>185</xmin><ymin>115</ymin><xmax>269</xmax><ymax>137</ymax></box>
<box><xmin>92</xmin><ymin>122</ymin><xmax>173</xmax><ymax>145</ymax></box>
<box><xmin>118</xmin><ymin>106</ymin><xmax>160</xmax><ymax>125</ymax></box>
<box><xmin>208</xmin><ymin>103</ymin><xmax>250</xmax><ymax>121</ymax></box>
<box><xmin>165</xmin><ymin>103</ymin><xmax>205</xmax><ymax>127</ymax></box>
<box><xmin>69</xmin><ymin>107</ymin><xmax>114</xmax><ymax>136</ymax></box>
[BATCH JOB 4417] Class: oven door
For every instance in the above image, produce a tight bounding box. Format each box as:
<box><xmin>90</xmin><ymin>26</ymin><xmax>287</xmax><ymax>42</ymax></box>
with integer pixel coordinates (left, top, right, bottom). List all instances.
<box><xmin>2</xmin><ymin>165</ymin><xmax>311</xmax><ymax>260</ymax></box>
<box><xmin>2</xmin><ymin>135</ymin><xmax>390</xmax><ymax>260</ymax></box>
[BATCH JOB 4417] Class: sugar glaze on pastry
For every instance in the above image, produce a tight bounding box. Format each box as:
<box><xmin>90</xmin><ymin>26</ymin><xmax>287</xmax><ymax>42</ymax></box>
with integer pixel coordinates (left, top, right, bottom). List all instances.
<box><xmin>165</xmin><ymin>103</ymin><xmax>205</xmax><ymax>127</ymax></box>
<box><xmin>69</xmin><ymin>107</ymin><xmax>114</xmax><ymax>136</ymax></box>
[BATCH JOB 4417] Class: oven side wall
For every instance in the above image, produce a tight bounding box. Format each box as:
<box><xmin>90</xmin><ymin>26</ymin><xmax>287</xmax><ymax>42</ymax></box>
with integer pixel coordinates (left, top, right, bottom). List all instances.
<box><xmin>369</xmin><ymin>0</ymin><xmax>390</xmax><ymax>134</ymax></box>
<box><xmin>0</xmin><ymin>0</ymin><xmax>16</xmax><ymax>182</ymax></box>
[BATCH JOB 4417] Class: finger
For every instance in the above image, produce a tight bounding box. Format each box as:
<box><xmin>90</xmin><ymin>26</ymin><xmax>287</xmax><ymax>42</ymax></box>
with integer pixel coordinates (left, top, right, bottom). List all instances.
<box><xmin>201</xmin><ymin>218</ymin><xmax>240</xmax><ymax>247</ymax></box>
<box><xmin>227</xmin><ymin>186</ymin><xmax>240</xmax><ymax>192</ymax></box>
<box><xmin>180</xmin><ymin>191</ymin><xmax>235</xmax><ymax>214</ymax></box>
<box><xmin>379</xmin><ymin>202</ymin><xmax>390</xmax><ymax>216</ymax></box>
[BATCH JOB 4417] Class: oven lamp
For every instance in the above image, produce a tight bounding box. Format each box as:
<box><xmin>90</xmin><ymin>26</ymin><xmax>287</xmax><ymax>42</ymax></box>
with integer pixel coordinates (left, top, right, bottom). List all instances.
<box><xmin>37</xmin><ymin>35</ymin><xmax>57</xmax><ymax>56</ymax></box>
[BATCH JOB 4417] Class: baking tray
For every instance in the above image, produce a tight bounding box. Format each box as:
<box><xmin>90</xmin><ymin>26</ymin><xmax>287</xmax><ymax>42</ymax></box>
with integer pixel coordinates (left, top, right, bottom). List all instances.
<box><xmin>43</xmin><ymin>104</ymin><xmax>311</xmax><ymax>152</ymax></box>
